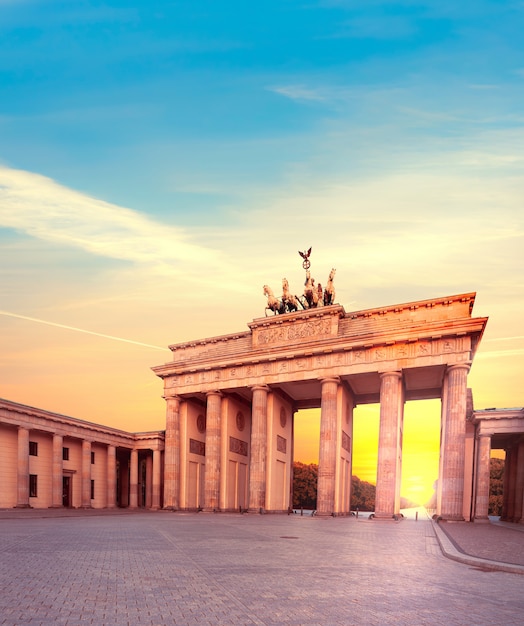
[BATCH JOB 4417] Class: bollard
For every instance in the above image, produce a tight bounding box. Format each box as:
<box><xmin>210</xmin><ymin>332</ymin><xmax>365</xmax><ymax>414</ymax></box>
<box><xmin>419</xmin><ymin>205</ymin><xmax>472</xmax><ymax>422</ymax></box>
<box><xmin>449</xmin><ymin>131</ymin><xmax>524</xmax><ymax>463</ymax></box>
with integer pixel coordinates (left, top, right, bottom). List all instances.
<box><xmin>415</xmin><ymin>511</ymin><xmax>418</xmax><ymax>521</ymax></box>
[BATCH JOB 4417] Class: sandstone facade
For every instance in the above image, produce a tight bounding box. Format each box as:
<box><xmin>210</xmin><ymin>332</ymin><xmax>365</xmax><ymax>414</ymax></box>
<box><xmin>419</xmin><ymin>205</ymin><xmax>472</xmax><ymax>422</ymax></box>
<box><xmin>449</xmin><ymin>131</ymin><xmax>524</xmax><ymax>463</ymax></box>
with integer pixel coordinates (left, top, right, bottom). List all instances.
<box><xmin>1</xmin><ymin>291</ymin><xmax>523</xmax><ymax>522</ymax></box>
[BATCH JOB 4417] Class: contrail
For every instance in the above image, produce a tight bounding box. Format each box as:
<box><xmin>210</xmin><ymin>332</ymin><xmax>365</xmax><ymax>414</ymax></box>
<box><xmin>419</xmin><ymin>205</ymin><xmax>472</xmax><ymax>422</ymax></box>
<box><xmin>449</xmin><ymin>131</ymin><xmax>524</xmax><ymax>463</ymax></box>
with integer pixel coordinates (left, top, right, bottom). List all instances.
<box><xmin>484</xmin><ymin>335</ymin><xmax>524</xmax><ymax>342</ymax></box>
<box><xmin>0</xmin><ymin>310</ymin><xmax>168</xmax><ymax>351</ymax></box>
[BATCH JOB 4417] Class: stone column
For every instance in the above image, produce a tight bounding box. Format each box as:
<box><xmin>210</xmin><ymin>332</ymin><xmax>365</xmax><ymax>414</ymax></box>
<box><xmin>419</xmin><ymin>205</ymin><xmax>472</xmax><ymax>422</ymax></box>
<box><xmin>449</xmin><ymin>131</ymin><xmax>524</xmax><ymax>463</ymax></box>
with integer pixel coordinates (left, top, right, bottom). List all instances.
<box><xmin>513</xmin><ymin>441</ymin><xmax>524</xmax><ymax>523</ymax></box>
<box><xmin>163</xmin><ymin>395</ymin><xmax>180</xmax><ymax>510</ymax></box>
<box><xmin>107</xmin><ymin>445</ymin><xmax>117</xmax><ymax>509</ymax></box>
<box><xmin>474</xmin><ymin>434</ymin><xmax>491</xmax><ymax>522</ymax></box>
<box><xmin>504</xmin><ymin>445</ymin><xmax>518</xmax><ymax>521</ymax></box>
<box><xmin>129</xmin><ymin>449</ymin><xmax>139</xmax><ymax>509</ymax></box>
<box><xmin>501</xmin><ymin>446</ymin><xmax>512</xmax><ymax>521</ymax></box>
<box><xmin>317</xmin><ymin>377</ymin><xmax>340</xmax><ymax>516</ymax></box>
<box><xmin>145</xmin><ymin>454</ymin><xmax>153</xmax><ymax>508</ymax></box>
<box><xmin>51</xmin><ymin>434</ymin><xmax>63</xmax><ymax>508</ymax></box>
<box><xmin>16</xmin><ymin>427</ymin><xmax>30</xmax><ymax>508</ymax></box>
<box><xmin>120</xmin><ymin>456</ymin><xmax>129</xmax><ymax>507</ymax></box>
<box><xmin>248</xmin><ymin>385</ymin><xmax>269</xmax><ymax>513</ymax></box>
<box><xmin>152</xmin><ymin>449</ymin><xmax>161</xmax><ymax>510</ymax></box>
<box><xmin>204</xmin><ymin>391</ymin><xmax>222</xmax><ymax>511</ymax></box>
<box><xmin>81</xmin><ymin>440</ymin><xmax>92</xmax><ymax>509</ymax></box>
<box><xmin>375</xmin><ymin>371</ymin><xmax>403</xmax><ymax>519</ymax></box>
<box><xmin>440</xmin><ymin>363</ymin><xmax>470</xmax><ymax>521</ymax></box>
<box><xmin>290</xmin><ymin>409</ymin><xmax>296</xmax><ymax>511</ymax></box>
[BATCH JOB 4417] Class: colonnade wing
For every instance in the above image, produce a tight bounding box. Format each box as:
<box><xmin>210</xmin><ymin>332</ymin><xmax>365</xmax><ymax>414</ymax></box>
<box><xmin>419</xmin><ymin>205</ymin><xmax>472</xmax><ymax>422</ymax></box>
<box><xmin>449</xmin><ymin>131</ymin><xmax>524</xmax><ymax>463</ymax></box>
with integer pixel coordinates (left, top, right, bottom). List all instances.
<box><xmin>0</xmin><ymin>399</ymin><xmax>164</xmax><ymax>510</ymax></box>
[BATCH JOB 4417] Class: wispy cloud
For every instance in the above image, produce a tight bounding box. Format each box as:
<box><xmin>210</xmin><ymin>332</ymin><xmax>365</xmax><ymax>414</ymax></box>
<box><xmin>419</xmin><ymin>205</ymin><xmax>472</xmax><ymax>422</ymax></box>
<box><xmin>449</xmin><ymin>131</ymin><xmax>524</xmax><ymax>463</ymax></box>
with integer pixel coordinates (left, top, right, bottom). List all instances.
<box><xmin>0</xmin><ymin>166</ymin><xmax>224</xmax><ymax>274</ymax></box>
<box><xmin>476</xmin><ymin>349</ymin><xmax>524</xmax><ymax>360</ymax></box>
<box><xmin>485</xmin><ymin>336</ymin><xmax>524</xmax><ymax>342</ymax></box>
<box><xmin>269</xmin><ymin>84</ymin><xmax>327</xmax><ymax>102</ymax></box>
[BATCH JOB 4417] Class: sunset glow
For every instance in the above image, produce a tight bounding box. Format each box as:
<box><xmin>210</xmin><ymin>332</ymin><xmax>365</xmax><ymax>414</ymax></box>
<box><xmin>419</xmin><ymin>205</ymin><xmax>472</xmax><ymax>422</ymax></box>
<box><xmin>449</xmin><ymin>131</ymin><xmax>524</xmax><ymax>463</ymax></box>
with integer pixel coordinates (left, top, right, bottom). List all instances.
<box><xmin>1</xmin><ymin>2</ymin><xmax>522</xmax><ymax>506</ymax></box>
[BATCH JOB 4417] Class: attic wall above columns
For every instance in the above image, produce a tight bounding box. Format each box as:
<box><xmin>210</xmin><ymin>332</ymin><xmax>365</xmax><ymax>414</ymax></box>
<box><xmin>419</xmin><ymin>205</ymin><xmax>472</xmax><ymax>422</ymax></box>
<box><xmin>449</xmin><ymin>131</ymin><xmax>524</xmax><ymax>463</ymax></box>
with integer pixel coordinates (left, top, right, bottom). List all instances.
<box><xmin>153</xmin><ymin>293</ymin><xmax>487</xmax><ymax>409</ymax></box>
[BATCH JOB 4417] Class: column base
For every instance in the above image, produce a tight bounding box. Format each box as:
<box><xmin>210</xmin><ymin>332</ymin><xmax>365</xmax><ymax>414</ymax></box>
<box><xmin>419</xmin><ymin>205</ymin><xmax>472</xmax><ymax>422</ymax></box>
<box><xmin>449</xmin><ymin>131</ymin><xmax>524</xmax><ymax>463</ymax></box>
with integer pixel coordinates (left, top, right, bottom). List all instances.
<box><xmin>473</xmin><ymin>516</ymin><xmax>490</xmax><ymax>523</ymax></box>
<box><xmin>49</xmin><ymin>505</ymin><xmax>64</xmax><ymax>509</ymax></box>
<box><xmin>15</xmin><ymin>504</ymin><xmax>31</xmax><ymax>509</ymax></box>
<box><xmin>372</xmin><ymin>512</ymin><xmax>397</xmax><ymax>520</ymax></box>
<box><xmin>248</xmin><ymin>507</ymin><xmax>265</xmax><ymax>514</ymax></box>
<box><xmin>439</xmin><ymin>515</ymin><xmax>465</xmax><ymax>522</ymax></box>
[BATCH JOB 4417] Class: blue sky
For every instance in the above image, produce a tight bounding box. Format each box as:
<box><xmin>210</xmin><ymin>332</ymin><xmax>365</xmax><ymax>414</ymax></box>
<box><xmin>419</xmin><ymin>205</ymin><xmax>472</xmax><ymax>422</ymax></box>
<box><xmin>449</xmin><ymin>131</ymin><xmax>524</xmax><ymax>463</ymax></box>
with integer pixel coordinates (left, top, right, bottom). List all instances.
<box><xmin>2</xmin><ymin>0</ymin><xmax>522</xmax><ymax>220</ymax></box>
<box><xmin>0</xmin><ymin>0</ymin><xmax>523</xmax><ymax>468</ymax></box>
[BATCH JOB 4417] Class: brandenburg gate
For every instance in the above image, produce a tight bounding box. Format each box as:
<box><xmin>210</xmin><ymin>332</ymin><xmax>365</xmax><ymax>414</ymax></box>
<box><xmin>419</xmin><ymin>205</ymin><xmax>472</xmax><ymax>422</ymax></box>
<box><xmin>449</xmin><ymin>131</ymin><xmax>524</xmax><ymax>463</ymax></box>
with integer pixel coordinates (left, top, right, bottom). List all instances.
<box><xmin>153</xmin><ymin>264</ymin><xmax>487</xmax><ymax>521</ymax></box>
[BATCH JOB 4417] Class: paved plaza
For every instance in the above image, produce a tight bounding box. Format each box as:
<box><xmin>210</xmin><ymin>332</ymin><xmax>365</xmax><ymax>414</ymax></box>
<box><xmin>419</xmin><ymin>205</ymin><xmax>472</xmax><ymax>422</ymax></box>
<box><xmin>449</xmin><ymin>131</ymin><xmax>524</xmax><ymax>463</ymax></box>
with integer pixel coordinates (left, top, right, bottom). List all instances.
<box><xmin>0</xmin><ymin>511</ymin><xmax>522</xmax><ymax>626</ymax></box>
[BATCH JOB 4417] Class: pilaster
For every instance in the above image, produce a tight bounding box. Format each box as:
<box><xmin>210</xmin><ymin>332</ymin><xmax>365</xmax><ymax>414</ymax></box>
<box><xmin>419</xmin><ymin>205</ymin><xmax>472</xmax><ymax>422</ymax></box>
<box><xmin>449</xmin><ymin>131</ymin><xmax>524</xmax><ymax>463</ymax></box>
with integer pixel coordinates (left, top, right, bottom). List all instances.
<box><xmin>81</xmin><ymin>440</ymin><xmax>92</xmax><ymax>509</ymax></box>
<box><xmin>15</xmin><ymin>427</ymin><xmax>30</xmax><ymax>508</ymax></box>
<box><xmin>51</xmin><ymin>434</ymin><xmax>63</xmax><ymax>508</ymax></box>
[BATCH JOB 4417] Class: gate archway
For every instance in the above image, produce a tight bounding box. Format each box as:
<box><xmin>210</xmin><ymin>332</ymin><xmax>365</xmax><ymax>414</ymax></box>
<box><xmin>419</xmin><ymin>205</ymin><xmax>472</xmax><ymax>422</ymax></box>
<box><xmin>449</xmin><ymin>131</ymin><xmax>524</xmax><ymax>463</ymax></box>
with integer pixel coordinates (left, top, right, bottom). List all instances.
<box><xmin>153</xmin><ymin>293</ymin><xmax>487</xmax><ymax>520</ymax></box>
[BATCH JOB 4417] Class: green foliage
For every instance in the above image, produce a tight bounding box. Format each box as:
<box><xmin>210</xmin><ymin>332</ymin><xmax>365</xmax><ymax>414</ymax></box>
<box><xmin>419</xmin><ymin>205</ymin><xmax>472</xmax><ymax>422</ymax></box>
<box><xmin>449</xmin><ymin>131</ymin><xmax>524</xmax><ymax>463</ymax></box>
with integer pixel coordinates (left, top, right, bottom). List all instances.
<box><xmin>292</xmin><ymin>462</ymin><xmax>318</xmax><ymax>509</ymax></box>
<box><xmin>292</xmin><ymin>463</ymin><xmax>420</xmax><ymax>512</ymax></box>
<box><xmin>489</xmin><ymin>457</ymin><xmax>505</xmax><ymax>516</ymax></box>
<box><xmin>350</xmin><ymin>475</ymin><xmax>375</xmax><ymax>511</ymax></box>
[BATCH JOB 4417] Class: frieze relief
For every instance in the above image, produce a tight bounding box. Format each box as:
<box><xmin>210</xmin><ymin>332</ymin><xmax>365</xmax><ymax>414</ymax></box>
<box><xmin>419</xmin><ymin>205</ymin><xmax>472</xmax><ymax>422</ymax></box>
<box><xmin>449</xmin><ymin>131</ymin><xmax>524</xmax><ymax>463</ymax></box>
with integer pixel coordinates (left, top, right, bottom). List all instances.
<box><xmin>189</xmin><ymin>438</ymin><xmax>205</xmax><ymax>456</ymax></box>
<box><xmin>277</xmin><ymin>435</ymin><xmax>287</xmax><ymax>453</ymax></box>
<box><xmin>165</xmin><ymin>337</ymin><xmax>465</xmax><ymax>392</ymax></box>
<box><xmin>229</xmin><ymin>436</ymin><xmax>248</xmax><ymax>456</ymax></box>
<box><xmin>254</xmin><ymin>317</ymin><xmax>334</xmax><ymax>347</ymax></box>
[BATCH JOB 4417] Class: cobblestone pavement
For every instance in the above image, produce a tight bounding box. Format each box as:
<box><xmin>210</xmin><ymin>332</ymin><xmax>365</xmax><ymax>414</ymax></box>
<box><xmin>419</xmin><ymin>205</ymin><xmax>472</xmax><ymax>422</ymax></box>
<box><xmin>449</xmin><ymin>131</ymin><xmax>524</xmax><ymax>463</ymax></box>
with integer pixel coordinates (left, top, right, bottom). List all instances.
<box><xmin>0</xmin><ymin>511</ymin><xmax>523</xmax><ymax>626</ymax></box>
<box><xmin>437</xmin><ymin>518</ymin><xmax>524</xmax><ymax>567</ymax></box>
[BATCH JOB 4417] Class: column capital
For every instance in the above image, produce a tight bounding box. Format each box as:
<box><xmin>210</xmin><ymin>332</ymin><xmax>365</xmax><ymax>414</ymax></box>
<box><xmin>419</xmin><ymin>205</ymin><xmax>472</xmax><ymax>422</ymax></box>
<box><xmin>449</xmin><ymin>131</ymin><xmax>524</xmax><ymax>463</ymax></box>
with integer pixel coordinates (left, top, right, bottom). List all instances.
<box><xmin>319</xmin><ymin>376</ymin><xmax>340</xmax><ymax>386</ymax></box>
<box><xmin>447</xmin><ymin>362</ymin><xmax>471</xmax><ymax>374</ymax></box>
<box><xmin>163</xmin><ymin>393</ymin><xmax>180</xmax><ymax>402</ymax></box>
<box><xmin>251</xmin><ymin>384</ymin><xmax>269</xmax><ymax>393</ymax></box>
<box><xmin>379</xmin><ymin>370</ymin><xmax>402</xmax><ymax>381</ymax></box>
<box><xmin>206</xmin><ymin>389</ymin><xmax>223</xmax><ymax>398</ymax></box>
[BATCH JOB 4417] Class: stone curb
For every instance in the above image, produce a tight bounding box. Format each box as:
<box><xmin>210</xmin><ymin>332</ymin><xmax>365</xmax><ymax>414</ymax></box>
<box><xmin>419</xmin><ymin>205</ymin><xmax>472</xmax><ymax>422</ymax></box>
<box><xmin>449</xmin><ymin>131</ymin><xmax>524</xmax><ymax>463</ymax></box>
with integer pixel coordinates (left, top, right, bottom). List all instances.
<box><xmin>431</xmin><ymin>519</ymin><xmax>524</xmax><ymax>576</ymax></box>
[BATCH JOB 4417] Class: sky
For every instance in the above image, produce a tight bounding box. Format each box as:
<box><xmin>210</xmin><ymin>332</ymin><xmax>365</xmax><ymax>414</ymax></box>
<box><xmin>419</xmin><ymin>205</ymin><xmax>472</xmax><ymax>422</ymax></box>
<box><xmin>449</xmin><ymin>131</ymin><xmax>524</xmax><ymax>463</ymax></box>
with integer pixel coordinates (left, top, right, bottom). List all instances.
<box><xmin>1</xmin><ymin>1</ymin><xmax>523</xmax><ymax>505</ymax></box>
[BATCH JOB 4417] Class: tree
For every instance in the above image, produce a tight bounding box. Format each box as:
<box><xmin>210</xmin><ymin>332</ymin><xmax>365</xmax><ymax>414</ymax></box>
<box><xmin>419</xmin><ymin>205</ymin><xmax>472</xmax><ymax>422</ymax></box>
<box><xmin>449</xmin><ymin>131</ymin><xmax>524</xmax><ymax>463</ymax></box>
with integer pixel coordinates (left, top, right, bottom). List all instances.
<box><xmin>489</xmin><ymin>457</ymin><xmax>504</xmax><ymax>516</ymax></box>
<box><xmin>350</xmin><ymin>475</ymin><xmax>375</xmax><ymax>511</ymax></box>
<box><xmin>292</xmin><ymin>462</ymin><xmax>318</xmax><ymax>509</ymax></box>
<box><xmin>292</xmin><ymin>463</ymin><xmax>417</xmax><ymax>512</ymax></box>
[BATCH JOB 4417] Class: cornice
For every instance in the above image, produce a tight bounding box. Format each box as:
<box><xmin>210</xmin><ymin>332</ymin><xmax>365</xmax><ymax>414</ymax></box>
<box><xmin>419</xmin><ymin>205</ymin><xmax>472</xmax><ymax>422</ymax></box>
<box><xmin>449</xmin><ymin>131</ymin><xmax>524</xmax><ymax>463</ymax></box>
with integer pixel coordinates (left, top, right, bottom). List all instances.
<box><xmin>0</xmin><ymin>398</ymin><xmax>159</xmax><ymax>444</ymax></box>
<box><xmin>152</xmin><ymin>315</ymin><xmax>487</xmax><ymax>379</ymax></box>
